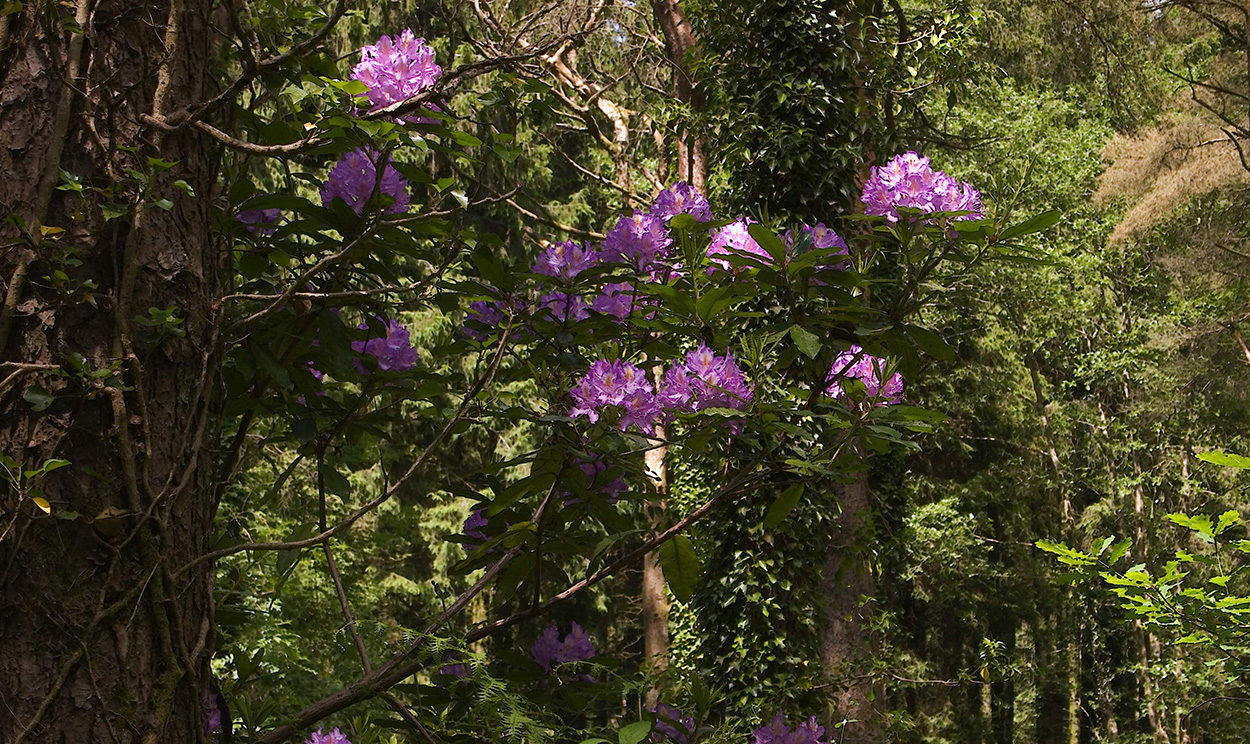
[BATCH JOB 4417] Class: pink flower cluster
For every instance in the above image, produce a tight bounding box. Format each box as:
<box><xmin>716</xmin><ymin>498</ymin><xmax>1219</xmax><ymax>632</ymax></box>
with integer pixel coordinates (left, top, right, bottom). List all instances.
<box><xmin>569</xmin><ymin>345</ymin><xmax>752</xmax><ymax>434</ymax></box>
<box><xmin>531</xmin><ymin>622</ymin><xmax>595</xmax><ymax>672</ymax></box>
<box><xmin>860</xmin><ymin>151</ymin><xmax>983</xmax><ymax>223</ymax></box>
<box><xmin>306</xmin><ymin>728</ymin><xmax>352</xmax><ymax>744</ymax></box>
<box><xmin>352</xmin><ymin>319</ymin><xmax>418</xmax><ymax>373</ymax></box>
<box><xmin>825</xmin><ymin>344</ymin><xmax>903</xmax><ymax>405</ymax></box>
<box><xmin>752</xmin><ymin>713</ymin><xmax>826</xmax><ymax>744</ymax></box>
<box><xmin>707</xmin><ymin>218</ymin><xmax>769</xmax><ymax>272</ymax></box>
<box><xmin>351</xmin><ymin>30</ymin><xmax>442</xmax><ymax>111</ymax></box>
<box><xmin>320</xmin><ymin>149</ymin><xmax>410</xmax><ymax>216</ymax></box>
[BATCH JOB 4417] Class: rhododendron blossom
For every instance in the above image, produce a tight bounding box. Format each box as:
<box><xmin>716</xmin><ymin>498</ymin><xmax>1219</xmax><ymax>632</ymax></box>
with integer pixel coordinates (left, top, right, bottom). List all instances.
<box><xmin>569</xmin><ymin>359</ymin><xmax>662</xmax><ymax>433</ymax></box>
<box><xmin>306</xmin><ymin>728</ymin><xmax>352</xmax><ymax>744</ymax></box>
<box><xmin>560</xmin><ymin>458</ymin><xmax>627</xmax><ymax>506</ymax></box>
<box><xmin>352</xmin><ymin>319</ymin><xmax>418</xmax><ymax>373</ymax></box>
<box><xmin>650</xmin><ymin>182</ymin><xmax>713</xmax><ymax>223</ymax></box>
<box><xmin>707</xmin><ymin>218</ymin><xmax>771</xmax><ymax>271</ymax></box>
<box><xmin>462</xmin><ymin>508</ymin><xmax>490</xmax><ymax>551</ymax></box>
<box><xmin>826</xmin><ymin>344</ymin><xmax>904</xmax><ymax>404</ymax></box>
<box><xmin>601</xmin><ymin>211</ymin><xmax>673</xmax><ymax>271</ymax></box>
<box><xmin>320</xmin><ymin>149</ymin><xmax>410</xmax><ymax>215</ymax></box>
<box><xmin>651</xmin><ymin>702</ymin><xmax>696</xmax><ymax>744</ymax></box>
<box><xmin>352</xmin><ymin>30</ymin><xmax>442</xmax><ymax>110</ymax></box>
<box><xmin>236</xmin><ymin>203</ymin><xmax>282</xmax><ymax>235</ymax></box>
<box><xmin>752</xmin><ymin>712</ymin><xmax>826</xmax><ymax>744</ymax></box>
<box><xmin>539</xmin><ymin>291</ymin><xmax>591</xmax><ymax>323</ymax></box>
<box><xmin>533</xmin><ymin>240</ymin><xmax>601</xmax><ymax>280</ymax></box>
<box><xmin>661</xmin><ymin>344</ymin><xmax>753</xmax><ymax>414</ymax></box>
<box><xmin>531</xmin><ymin>622</ymin><xmax>595</xmax><ymax>671</ymax></box>
<box><xmin>591</xmin><ymin>282</ymin><xmax>651</xmax><ymax>320</ymax></box>
<box><xmin>861</xmin><ymin>151</ymin><xmax>983</xmax><ymax>223</ymax></box>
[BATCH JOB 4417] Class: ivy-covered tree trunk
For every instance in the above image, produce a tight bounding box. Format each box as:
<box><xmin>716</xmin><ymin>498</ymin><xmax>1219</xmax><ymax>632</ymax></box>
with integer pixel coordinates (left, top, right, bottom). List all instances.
<box><xmin>821</xmin><ymin>472</ymin><xmax>883</xmax><ymax>742</ymax></box>
<box><xmin>0</xmin><ymin>0</ymin><xmax>219</xmax><ymax>740</ymax></box>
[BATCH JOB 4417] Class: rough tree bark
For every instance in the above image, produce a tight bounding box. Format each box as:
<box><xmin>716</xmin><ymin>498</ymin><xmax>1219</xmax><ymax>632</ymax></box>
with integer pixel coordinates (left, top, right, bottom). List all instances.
<box><xmin>0</xmin><ymin>0</ymin><xmax>220</xmax><ymax>739</ymax></box>
<box><xmin>821</xmin><ymin>470</ymin><xmax>884</xmax><ymax>743</ymax></box>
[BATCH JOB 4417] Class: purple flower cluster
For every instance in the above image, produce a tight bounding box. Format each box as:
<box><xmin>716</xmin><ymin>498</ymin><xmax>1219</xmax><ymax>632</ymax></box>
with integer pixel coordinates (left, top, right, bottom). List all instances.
<box><xmin>205</xmin><ymin>693</ymin><xmax>223</xmax><ymax>734</ymax></box>
<box><xmin>561</xmin><ymin>457</ymin><xmax>627</xmax><ymax>506</ymax></box>
<box><xmin>352</xmin><ymin>30</ymin><xmax>442</xmax><ymax>111</ymax></box>
<box><xmin>591</xmin><ymin>282</ymin><xmax>651</xmax><ymax>320</ymax></box>
<box><xmin>602</xmin><ymin>210</ymin><xmax>674</xmax><ymax>273</ymax></box>
<box><xmin>462</xmin><ymin>508</ymin><xmax>489</xmax><ymax>550</ymax></box>
<box><xmin>320</xmin><ymin>149</ymin><xmax>410</xmax><ymax>215</ymax></box>
<box><xmin>752</xmin><ymin>713</ymin><xmax>826</xmax><ymax>744</ymax></box>
<box><xmin>237</xmin><ymin>204</ymin><xmax>282</xmax><ymax>235</ymax></box>
<box><xmin>861</xmin><ymin>151</ymin><xmax>983</xmax><ymax>223</ymax></box>
<box><xmin>306</xmin><ymin>728</ymin><xmax>352</xmax><ymax>744</ymax></box>
<box><xmin>652</xmin><ymin>182</ymin><xmax>713</xmax><ymax>223</ymax></box>
<box><xmin>540</xmin><ymin>291</ymin><xmax>591</xmax><ymax>324</ymax></box>
<box><xmin>464</xmin><ymin>297</ymin><xmax>527</xmax><ymax>340</ymax></box>
<box><xmin>651</xmin><ymin>702</ymin><xmax>695</xmax><ymax>744</ymax></box>
<box><xmin>534</xmin><ymin>240</ymin><xmax>600</xmax><ymax>280</ymax></box>
<box><xmin>659</xmin><ymin>344</ymin><xmax>754</xmax><ymax>414</ymax></box>
<box><xmin>707</xmin><ymin>218</ymin><xmax>770</xmax><ymax>272</ymax></box>
<box><xmin>531</xmin><ymin>622</ymin><xmax>595</xmax><ymax>672</ymax></box>
<box><xmin>352</xmin><ymin>319</ymin><xmax>418</xmax><ymax>373</ymax></box>
<box><xmin>569</xmin><ymin>347</ymin><xmax>752</xmax><ymax>434</ymax></box>
<box><xmin>825</xmin><ymin>344</ymin><xmax>903</xmax><ymax>405</ymax></box>
<box><xmin>569</xmin><ymin>359</ymin><xmax>662</xmax><ymax>433</ymax></box>
<box><xmin>783</xmin><ymin>223</ymin><xmax>848</xmax><ymax>255</ymax></box>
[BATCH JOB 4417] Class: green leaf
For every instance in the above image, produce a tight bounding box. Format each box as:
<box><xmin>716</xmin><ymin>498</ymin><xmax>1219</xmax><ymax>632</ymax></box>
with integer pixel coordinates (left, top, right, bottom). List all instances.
<box><xmin>657</xmin><ymin>534</ymin><xmax>700</xmax><ymax>603</ymax></box>
<box><xmin>789</xmin><ymin>326</ymin><xmax>822</xmax><ymax>359</ymax></box>
<box><xmin>999</xmin><ymin>209</ymin><xmax>1062</xmax><ymax>240</ymax></box>
<box><xmin>319</xmin><ymin>464</ymin><xmax>351</xmax><ymax>498</ymax></box>
<box><xmin>903</xmin><ymin>324</ymin><xmax>956</xmax><ymax>362</ymax></box>
<box><xmin>23</xmin><ymin>386</ymin><xmax>54</xmax><ymax>412</ymax></box>
<box><xmin>619</xmin><ymin>721</ymin><xmax>652</xmax><ymax>744</ymax></box>
<box><xmin>1197</xmin><ymin>450</ymin><xmax>1250</xmax><ymax>469</ymax></box>
<box><xmin>747</xmin><ymin>223</ymin><xmax>788</xmax><ymax>263</ymax></box>
<box><xmin>763</xmin><ymin>483</ymin><xmax>805</xmax><ymax>530</ymax></box>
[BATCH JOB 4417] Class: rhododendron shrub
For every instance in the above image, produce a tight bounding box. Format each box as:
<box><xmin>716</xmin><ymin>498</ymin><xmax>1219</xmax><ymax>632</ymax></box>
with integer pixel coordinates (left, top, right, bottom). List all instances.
<box><xmin>204</xmin><ymin>24</ymin><xmax>1058</xmax><ymax>744</ymax></box>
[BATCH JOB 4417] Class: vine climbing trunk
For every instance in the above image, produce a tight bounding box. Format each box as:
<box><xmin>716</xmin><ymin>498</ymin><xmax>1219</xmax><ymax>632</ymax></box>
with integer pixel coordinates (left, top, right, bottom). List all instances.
<box><xmin>0</xmin><ymin>0</ymin><xmax>220</xmax><ymax>740</ymax></box>
<box><xmin>821</xmin><ymin>469</ymin><xmax>884</xmax><ymax>742</ymax></box>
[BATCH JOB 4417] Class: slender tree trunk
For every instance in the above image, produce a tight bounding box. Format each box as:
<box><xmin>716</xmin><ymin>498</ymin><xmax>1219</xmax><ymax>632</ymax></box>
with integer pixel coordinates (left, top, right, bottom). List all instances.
<box><xmin>650</xmin><ymin>0</ymin><xmax>706</xmax><ymax>191</ymax></box>
<box><xmin>642</xmin><ymin>391</ymin><xmax>670</xmax><ymax>706</ymax></box>
<box><xmin>0</xmin><ymin>0</ymin><xmax>220</xmax><ymax>740</ymax></box>
<box><xmin>821</xmin><ymin>469</ymin><xmax>883</xmax><ymax>742</ymax></box>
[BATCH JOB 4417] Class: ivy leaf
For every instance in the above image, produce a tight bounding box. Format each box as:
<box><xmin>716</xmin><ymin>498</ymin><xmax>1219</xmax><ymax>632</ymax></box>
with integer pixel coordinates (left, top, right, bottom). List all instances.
<box><xmin>23</xmin><ymin>386</ymin><xmax>54</xmax><ymax>412</ymax></box>
<box><xmin>657</xmin><ymin>534</ymin><xmax>700</xmax><ymax>603</ymax></box>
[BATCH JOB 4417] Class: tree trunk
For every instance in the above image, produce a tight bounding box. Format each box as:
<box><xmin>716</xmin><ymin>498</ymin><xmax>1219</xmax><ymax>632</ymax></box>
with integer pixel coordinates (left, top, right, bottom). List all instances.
<box><xmin>820</xmin><ymin>470</ymin><xmax>883</xmax><ymax>742</ymax></box>
<box><xmin>0</xmin><ymin>0</ymin><xmax>219</xmax><ymax>740</ymax></box>
<box><xmin>650</xmin><ymin>0</ymin><xmax>706</xmax><ymax>192</ymax></box>
<box><xmin>642</xmin><ymin>412</ymin><xmax>670</xmax><ymax>706</ymax></box>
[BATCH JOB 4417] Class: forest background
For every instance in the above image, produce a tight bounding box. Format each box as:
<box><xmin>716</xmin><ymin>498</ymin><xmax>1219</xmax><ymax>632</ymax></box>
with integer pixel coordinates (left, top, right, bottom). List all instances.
<box><xmin>3</xmin><ymin>0</ymin><xmax>1250</xmax><ymax>742</ymax></box>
